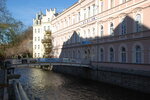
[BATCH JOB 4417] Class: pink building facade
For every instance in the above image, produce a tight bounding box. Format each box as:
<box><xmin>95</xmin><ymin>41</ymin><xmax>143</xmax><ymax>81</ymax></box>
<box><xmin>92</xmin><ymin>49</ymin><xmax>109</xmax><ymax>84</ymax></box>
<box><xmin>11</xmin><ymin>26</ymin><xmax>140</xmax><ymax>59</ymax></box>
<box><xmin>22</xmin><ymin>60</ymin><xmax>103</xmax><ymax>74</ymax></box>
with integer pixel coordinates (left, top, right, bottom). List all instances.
<box><xmin>33</xmin><ymin>0</ymin><xmax>150</xmax><ymax>66</ymax></box>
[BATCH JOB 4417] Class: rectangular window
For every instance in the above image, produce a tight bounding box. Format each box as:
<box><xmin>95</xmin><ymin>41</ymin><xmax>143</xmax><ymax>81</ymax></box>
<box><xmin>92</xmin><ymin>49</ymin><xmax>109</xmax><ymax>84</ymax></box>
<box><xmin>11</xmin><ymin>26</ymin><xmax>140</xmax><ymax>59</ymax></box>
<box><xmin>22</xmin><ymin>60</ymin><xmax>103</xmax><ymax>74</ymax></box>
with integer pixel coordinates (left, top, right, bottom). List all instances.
<box><xmin>110</xmin><ymin>0</ymin><xmax>114</xmax><ymax>8</ymax></box>
<box><xmin>78</xmin><ymin>12</ymin><xmax>80</xmax><ymax>21</ymax></box>
<box><xmin>84</xmin><ymin>9</ymin><xmax>86</xmax><ymax>19</ymax></box>
<box><xmin>38</xmin><ymin>37</ymin><xmax>40</xmax><ymax>41</ymax></box>
<box><xmin>35</xmin><ymin>53</ymin><xmax>36</xmax><ymax>58</ymax></box>
<box><xmin>100</xmin><ymin>1</ymin><xmax>103</xmax><ymax>12</ymax></box>
<box><xmin>38</xmin><ymin>29</ymin><xmax>40</xmax><ymax>33</ymax></box>
<box><xmin>38</xmin><ymin>45</ymin><xmax>40</xmax><ymax>49</ymax></box>
<box><xmin>35</xmin><ymin>37</ymin><xmax>36</xmax><ymax>41</ymax></box>
<box><xmin>93</xmin><ymin>4</ymin><xmax>95</xmax><ymax>15</ymax></box>
<box><xmin>88</xmin><ymin>7</ymin><xmax>90</xmax><ymax>17</ymax></box>
<box><xmin>35</xmin><ymin>45</ymin><xmax>36</xmax><ymax>49</ymax></box>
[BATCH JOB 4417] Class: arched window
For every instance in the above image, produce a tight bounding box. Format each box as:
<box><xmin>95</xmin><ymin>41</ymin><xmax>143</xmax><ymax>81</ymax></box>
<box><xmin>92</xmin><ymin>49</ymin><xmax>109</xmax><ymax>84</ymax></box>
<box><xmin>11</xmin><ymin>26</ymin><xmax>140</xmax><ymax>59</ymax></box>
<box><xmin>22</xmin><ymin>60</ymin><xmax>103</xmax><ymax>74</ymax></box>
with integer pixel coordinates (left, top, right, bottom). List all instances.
<box><xmin>136</xmin><ymin>14</ymin><xmax>142</xmax><ymax>32</ymax></box>
<box><xmin>135</xmin><ymin>45</ymin><xmax>142</xmax><ymax>64</ymax></box>
<box><xmin>121</xmin><ymin>18</ymin><xmax>126</xmax><ymax>35</ymax></box>
<box><xmin>110</xmin><ymin>22</ymin><xmax>114</xmax><ymax>35</ymax></box>
<box><xmin>100</xmin><ymin>48</ymin><xmax>104</xmax><ymax>62</ymax></box>
<box><xmin>121</xmin><ymin>47</ymin><xmax>126</xmax><ymax>63</ymax></box>
<box><xmin>100</xmin><ymin>25</ymin><xmax>104</xmax><ymax>37</ymax></box>
<box><xmin>110</xmin><ymin>47</ymin><xmax>114</xmax><ymax>62</ymax></box>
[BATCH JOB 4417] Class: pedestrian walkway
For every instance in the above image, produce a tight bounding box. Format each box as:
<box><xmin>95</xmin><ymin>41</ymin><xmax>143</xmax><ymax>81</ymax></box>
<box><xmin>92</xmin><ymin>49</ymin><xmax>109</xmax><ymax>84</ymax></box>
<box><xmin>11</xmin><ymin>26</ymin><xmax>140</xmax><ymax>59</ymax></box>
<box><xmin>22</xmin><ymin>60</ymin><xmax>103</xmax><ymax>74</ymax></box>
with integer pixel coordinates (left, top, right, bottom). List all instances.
<box><xmin>0</xmin><ymin>70</ymin><xmax>5</xmax><ymax>100</ymax></box>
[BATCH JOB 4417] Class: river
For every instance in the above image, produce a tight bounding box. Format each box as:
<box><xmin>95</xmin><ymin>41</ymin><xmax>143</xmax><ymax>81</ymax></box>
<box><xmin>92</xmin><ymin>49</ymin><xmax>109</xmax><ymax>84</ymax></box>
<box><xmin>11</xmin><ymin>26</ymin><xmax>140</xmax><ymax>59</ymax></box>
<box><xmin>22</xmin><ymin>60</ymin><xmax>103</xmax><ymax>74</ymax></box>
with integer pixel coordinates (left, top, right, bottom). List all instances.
<box><xmin>15</xmin><ymin>68</ymin><xmax>150</xmax><ymax>100</ymax></box>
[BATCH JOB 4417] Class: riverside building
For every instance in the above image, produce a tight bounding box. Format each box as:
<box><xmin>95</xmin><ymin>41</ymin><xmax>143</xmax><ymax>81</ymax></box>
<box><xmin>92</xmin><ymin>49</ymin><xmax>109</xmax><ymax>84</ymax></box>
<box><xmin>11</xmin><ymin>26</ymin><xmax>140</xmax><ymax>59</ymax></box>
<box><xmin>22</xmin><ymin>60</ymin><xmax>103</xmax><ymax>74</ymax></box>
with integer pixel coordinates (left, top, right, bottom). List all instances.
<box><xmin>33</xmin><ymin>0</ymin><xmax>150</xmax><ymax>65</ymax></box>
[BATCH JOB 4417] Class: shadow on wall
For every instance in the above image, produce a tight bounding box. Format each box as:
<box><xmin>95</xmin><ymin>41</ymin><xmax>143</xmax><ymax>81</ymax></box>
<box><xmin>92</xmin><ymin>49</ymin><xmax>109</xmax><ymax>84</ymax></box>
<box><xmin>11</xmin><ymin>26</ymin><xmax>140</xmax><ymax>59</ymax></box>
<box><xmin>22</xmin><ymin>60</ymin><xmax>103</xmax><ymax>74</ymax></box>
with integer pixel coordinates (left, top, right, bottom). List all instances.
<box><xmin>59</xmin><ymin>15</ymin><xmax>150</xmax><ymax>64</ymax></box>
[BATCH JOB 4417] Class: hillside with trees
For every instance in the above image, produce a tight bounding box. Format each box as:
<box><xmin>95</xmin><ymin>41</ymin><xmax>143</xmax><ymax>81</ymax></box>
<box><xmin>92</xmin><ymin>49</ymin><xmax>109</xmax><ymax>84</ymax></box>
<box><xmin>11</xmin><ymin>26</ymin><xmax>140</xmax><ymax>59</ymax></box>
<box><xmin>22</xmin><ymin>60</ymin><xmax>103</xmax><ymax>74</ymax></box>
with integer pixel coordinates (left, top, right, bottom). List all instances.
<box><xmin>0</xmin><ymin>0</ymin><xmax>33</xmax><ymax>59</ymax></box>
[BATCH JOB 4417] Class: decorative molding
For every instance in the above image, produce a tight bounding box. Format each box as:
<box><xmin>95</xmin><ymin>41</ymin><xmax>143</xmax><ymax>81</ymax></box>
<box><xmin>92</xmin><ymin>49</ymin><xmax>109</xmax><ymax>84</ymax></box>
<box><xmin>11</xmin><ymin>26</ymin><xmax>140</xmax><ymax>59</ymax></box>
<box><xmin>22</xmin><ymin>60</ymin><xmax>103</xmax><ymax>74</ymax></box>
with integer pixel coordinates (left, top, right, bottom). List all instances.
<box><xmin>132</xmin><ymin>7</ymin><xmax>143</xmax><ymax>13</ymax></box>
<box><xmin>107</xmin><ymin>17</ymin><xmax>115</xmax><ymax>21</ymax></box>
<box><xmin>118</xmin><ymin>13</ymin><xmax>127</xmax><ymax>18</ymax></box>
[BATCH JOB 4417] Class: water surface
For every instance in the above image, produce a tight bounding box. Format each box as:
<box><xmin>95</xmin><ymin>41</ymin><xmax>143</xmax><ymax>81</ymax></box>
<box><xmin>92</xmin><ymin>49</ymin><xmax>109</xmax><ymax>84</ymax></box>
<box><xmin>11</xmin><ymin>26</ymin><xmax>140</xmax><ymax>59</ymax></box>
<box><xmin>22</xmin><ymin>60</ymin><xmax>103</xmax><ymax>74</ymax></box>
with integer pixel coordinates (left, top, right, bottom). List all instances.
<box><xmin>15</xmin><ymin>68</ymin><xmax>150</xmax><ymax>100</ymax></box>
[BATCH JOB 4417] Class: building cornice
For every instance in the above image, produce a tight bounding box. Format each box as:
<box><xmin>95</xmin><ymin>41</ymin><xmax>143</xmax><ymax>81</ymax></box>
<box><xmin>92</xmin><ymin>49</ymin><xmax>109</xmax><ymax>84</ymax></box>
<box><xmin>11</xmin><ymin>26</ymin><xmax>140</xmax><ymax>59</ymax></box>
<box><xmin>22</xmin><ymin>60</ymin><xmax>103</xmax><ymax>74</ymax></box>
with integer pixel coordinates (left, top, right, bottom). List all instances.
<box><xmin>52</xmin><ymin>2</ymin><xmax>79</xmax><ymax>21</ymax></box>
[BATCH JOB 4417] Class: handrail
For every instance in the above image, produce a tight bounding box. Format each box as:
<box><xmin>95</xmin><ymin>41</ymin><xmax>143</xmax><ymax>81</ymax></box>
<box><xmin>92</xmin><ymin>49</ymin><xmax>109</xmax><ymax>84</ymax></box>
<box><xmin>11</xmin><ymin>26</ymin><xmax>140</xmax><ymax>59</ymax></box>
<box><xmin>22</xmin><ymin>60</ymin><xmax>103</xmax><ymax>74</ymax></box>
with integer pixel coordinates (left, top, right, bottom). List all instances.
<box><xmin>18</xmin><ymin>82</ymin><xmax>29</xmax><ymax>100</ymax></box>
<box><xmin>13</xmin><ymin>81</ymin><xmax>21</xmax><ymax>100</ymax></box>
<box><xmin>13</xmin><ymin>80</ymin><xmax>29</xmax><ymax>100</ymax></box>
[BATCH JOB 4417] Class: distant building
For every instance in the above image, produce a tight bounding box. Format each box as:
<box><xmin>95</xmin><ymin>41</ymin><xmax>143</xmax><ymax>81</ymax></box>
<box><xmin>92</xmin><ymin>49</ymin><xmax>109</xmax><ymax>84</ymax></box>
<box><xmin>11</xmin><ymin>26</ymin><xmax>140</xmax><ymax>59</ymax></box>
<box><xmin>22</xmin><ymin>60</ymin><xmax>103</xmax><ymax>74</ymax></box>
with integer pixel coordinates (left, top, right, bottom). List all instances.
<box><xmin>33</xmin><ymin>0</ymin><xmax>150</xmax><ymax>65</ymax></box>
<box><xmin>33</xmin><ymin>9</ymin><xmax>56</xmax><ymax>58</ymax></box>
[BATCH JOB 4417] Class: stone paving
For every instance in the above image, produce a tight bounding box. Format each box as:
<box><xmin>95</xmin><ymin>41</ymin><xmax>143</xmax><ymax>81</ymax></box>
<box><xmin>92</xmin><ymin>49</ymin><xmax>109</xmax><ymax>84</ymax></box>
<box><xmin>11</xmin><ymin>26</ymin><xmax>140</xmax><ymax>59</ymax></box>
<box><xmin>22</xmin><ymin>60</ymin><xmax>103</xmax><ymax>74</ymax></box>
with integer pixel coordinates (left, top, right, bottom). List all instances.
<box><xmin>0</xmin><ymin>69</ymin><xmax>5</xmax><ymax>100</ymax></box>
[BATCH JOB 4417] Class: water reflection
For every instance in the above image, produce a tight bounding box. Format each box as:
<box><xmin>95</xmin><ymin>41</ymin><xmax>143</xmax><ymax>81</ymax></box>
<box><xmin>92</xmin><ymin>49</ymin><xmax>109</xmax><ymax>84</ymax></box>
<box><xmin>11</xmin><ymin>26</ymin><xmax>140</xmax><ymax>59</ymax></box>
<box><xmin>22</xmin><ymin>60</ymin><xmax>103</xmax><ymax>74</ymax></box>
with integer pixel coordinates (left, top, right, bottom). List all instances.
<box><xmin>15</xmin><ymin>68</ymin><xmax>150</xmax><ymax>100</ymax></box>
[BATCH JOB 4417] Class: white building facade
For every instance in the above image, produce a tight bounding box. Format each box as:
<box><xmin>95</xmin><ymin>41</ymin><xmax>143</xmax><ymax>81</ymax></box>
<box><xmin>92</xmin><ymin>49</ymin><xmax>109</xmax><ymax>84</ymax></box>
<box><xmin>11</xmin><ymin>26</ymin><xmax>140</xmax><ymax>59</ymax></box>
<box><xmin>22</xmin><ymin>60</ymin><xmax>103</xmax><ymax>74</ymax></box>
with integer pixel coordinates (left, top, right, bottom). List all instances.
<box><xmin>33</xmin><ymin>9</ymin><xmax>56</xmax><ymax>58</ymax></box>
<box><xmin>33</xmin><ymin>0</ymin><xmax>150</xmax><ymax>66</ymax></box>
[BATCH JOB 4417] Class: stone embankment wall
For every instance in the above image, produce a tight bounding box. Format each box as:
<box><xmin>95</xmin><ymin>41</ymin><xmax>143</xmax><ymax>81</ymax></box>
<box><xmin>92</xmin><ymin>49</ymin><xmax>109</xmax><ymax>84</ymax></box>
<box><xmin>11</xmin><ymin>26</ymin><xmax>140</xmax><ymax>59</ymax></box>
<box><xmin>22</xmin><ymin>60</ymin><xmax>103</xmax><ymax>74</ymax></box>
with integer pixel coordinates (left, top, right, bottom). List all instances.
<box><xmin>52</xmin><ymin>65</ymin><xmax>150</xmax><ymax>94</ymax></box>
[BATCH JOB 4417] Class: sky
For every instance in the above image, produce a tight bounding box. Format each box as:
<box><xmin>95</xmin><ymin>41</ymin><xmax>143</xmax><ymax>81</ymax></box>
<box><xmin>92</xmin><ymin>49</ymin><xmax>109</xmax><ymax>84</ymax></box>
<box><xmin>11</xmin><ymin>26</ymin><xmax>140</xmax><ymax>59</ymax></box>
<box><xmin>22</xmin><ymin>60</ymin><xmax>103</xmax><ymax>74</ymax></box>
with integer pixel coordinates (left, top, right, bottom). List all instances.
<box><xmin>6</xmin><ymin>0</ymin><xmax>78</xmax><ymax>27</ymax></box>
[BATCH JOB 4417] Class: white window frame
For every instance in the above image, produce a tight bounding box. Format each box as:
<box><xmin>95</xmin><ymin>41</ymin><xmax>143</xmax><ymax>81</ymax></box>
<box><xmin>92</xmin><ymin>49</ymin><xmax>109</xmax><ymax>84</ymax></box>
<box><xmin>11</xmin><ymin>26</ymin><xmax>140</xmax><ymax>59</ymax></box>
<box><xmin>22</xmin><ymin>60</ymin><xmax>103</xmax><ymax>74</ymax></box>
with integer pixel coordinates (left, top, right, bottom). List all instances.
<box><xmin>135</xmin><ymin>14</ymin><xmax>142</xmax><ymax>32</ymax></box>
<box><xmin>109</xmin><ymin>47</ymin><xmax>115</xmax><ymax>62</ymax></box>
<box><xmin>121</xmin><ymin>47</ymin><xmax>126</xmax><ymax>63</ymax></box>
<box><xmin>100</xmin><ymin>25</ymin><xmax>104</xmax><ymax>37</ymax></box>
<box><xmin>99</xmin><ymin>48</ymin><xmax>104</xmax><ymax>62</ymax></box>
<box><xmin>109</xmin><ymin>22</ymin><xmax>114</xmax><ymax>36</ymax></box>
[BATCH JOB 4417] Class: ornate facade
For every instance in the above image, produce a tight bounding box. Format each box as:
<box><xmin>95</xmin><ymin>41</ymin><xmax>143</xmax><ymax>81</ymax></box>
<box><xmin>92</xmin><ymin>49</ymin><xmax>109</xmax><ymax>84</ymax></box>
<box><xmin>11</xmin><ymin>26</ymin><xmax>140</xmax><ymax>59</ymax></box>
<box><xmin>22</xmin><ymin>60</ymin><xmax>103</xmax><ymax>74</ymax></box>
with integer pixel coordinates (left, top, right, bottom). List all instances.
<box><xmin>33</xmin><ymin>0</ymin><xmax>150</xmax><ymax>65</ymax></box>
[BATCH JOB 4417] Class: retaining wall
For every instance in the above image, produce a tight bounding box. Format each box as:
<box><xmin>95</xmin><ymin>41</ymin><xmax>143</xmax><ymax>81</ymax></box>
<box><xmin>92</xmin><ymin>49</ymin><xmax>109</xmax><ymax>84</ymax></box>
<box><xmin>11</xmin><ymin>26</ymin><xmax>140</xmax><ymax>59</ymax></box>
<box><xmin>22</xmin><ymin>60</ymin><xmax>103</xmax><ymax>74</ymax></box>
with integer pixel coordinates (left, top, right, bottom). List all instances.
<box><xmin>52</xmin><ymin>65</ymin><xmax>150</xmax><ymax>93</ymax></box>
